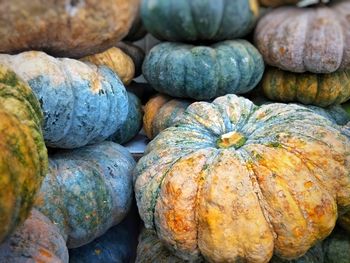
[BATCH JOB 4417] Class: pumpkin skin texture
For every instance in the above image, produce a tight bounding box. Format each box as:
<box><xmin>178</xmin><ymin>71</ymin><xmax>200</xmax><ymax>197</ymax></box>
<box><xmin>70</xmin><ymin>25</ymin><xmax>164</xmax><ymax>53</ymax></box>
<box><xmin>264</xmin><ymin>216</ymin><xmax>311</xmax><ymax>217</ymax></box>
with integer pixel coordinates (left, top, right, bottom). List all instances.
<box><xmin>0</xmin><ymin>51</ymin><xmax>129</xmax><ymax>149</ymax></box>
<box><xmin>0</xmin><ymin>65</ymin><xmax>48</xmax><ymax>244</ymax></box>
<box><xmin>0</xmin><ymin>0</ymin><xmax>139</xmax><ymax>58</ymax></box>
<box><xmin>0</xmin><ymin>209</ymin><xmax>68</xmax><ymax>263</ymax></box>
<box><xmin>116</xmin><ymin>42</ymin><xmax>146</xmax><ymax>78</ymax></box>
<box><xmin>254</xmin><ymin>1</ymin><xmax>350</xmax><ymax>73</ymax></box>
<box><xmin>143</xmin><ymin>94</ymin><xmax>191</xmax><ymax>139</ymax></box>
<box><xmin>81</xmin><ymin>47</ymin><xmax>135</xmax><ymax>85</ymax></box>
<box><xmin>323</xmin><ymin>227</ymin><xmax>350</xmax><ymax>263</ymax></box>
<box><xmin>262</xmin><ymin>67</ymin><xmax>350</xmax><ymax>107</ymax></box>
<box><xmin>143</xmin><ymin>40</ymin><xmax>265</xmax><ymax>100</ymax></box>
<box><xmin>141</xmin><ymin>0</ymin><xmax>259</xmax><ymax>42</ymax></box>
<box><xmin>134</xmin><ymin>94</ymin><xmax>350</xmax><ymax>262</ymax></box>
<box><xmin>109</xmin><ymin>92</ymin><xmax>143</xmax><ymax>144</ymax></box>
<box><xmin>35</xmin><ymin>141</ymin><xmax>135</xmax><ymax>249</ymax></box>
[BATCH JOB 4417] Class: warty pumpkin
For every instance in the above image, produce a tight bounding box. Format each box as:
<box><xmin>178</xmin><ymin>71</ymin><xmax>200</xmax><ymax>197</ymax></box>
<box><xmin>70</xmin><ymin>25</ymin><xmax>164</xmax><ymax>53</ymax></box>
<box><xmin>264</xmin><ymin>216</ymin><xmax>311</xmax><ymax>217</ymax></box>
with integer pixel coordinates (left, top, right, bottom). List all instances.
<box><xmin>35</xmin><ymin>141</ymin><xmax>136</xmax><ymax>248</ymax></box>
<box><xmin>254</xmin><ymin>1</ymin><xmax>350</xmax><ymax>73</ymax></box>
<box><xmin>0</xmin><ymin>51</ymin><xmax>129</xmax><ymax>149</ymax></box>
<box><xmin>0</xmin><ymin>0</ymin><xmax>139</xmax><ymax>58</ymax></box>
<box><xmin>143</xmin><ymin>40</ymin><xmax>265</xmax><ymax>100</ymax></box>
<box><xmin>141</xmin><ymin>0</ymin><xmax>259</xmax><ymax>42</ymax></box>
<box><xmin>134</xmin><ymin>94</ymin><xmax>350</xmax><ymax>262</ymax></box>
<box><xmin>116</xmin><ymin>42</ymin><xmax>146</xmax><ymax>78</ymax></box>
<box><xmin>262</xmin><ymin>67</ymin><xmax>350</xmax><ymax>107</ymax></box>
<box><xmin>0</xmin><ymin>65</ymin><xmax>48</xmax><ymax>244</ymax></box>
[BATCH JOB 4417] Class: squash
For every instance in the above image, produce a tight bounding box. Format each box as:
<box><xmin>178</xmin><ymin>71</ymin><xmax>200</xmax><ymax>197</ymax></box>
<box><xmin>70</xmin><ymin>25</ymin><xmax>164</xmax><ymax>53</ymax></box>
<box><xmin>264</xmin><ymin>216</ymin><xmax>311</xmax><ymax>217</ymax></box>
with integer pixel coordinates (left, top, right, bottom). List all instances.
<box><xmin>143</xmin><ymin>94</ymin><xmax>191</xmax><ymax>139</ymax></box>
<box><xmin>0</xmin><ymin>209</ymin><xmax>68</xmax><ymax>263</ymax></box>
<box><xmin>141</xmin><ymin>0</ymin><xmax>259</xmax><ymax>42</ymax></box>
<box><xmin>127</xmin><ymin>81</ymin><xmax>156</xmax><ymax>104</ymax></box>
<box><xmin>0</xmin><ymin>0</ymin><xmax>139</xmax><ymax>58</ymax></box>
<box><xmin>134</xmin><ymin>94</ymin><xmax>350</xmax><ymax>262</ymax></box>
<box><xmin>109</xmin><ymin>92</ymin><xmax>143</xmax><ymax>144</ymax></box>
<box><xmin>124</xmin><ymin>11</ymin><xmax>147</xmax><ymax>42</ymax></box>
<box><xmin>0</xmin><ymin>65</ymin><xmax>48</xmax><ymax>243</ymax></box>
<box><xmin>35</xmin><ymin>141</ymin><xmax>136</xmax><ymax>248</ymax></box>
<box><xmin>254</xmin><ymin>1</ymin><xmax>350</xmax><ymax>73</ymax></box>
<box><xmin>323</xmin><ymin>227</ymin><xmax>350</xmax><ymax>263</ymax></box>
<box><xmin>81</xmin><ymin>47</ymin><xmax>135</xmax><ymax>85</ymax></box>
<box><xmin>262</xmin><ymin>67</ymin><xmax>350</xmax><ymax>107</ymax></box>
<box><xmin>0</xmin><ymin>51</ymin><xmax>129</xmax><ymax>149</ymax></box>
<box><xmin>116</xmin><ymin>42</ymin><xmax>145</xmax><ymax>78</ymax></box>
<box><xmin>143</xmin><ymin>40</ymin><xmax>264</xmax><ymax>100</ymax></box>
<box><xmin>259</xmin><ymin>0</ymin><xmax>328</xmax><ymax>7</ymax></box>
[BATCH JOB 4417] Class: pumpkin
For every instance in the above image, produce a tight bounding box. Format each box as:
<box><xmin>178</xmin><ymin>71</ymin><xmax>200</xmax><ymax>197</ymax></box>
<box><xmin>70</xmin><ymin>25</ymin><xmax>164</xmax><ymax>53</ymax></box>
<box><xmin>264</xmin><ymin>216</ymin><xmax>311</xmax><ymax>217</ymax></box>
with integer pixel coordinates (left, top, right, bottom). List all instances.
<box><xmin>262</xmin><ymin>67</ymin><xmax>350</xmax><ymax>107</ymax></box>
<box><xmin>143</xmin><ymin>94</ymin><xmax>191</xmax><ymax>139</ymax></box>
<box><xmin>109</xmin><ymin>92</ymin><xmax>143</xmax><ymax>144</ymax></box>
<box><xmin>0</xmin><ymin>209</ymin><xmax>68</xmax><ymax>263</ymax></box>
<box><xmin>323</xmin><ymin>227</ymin><xmax>350</xmax><ymax>263</ymax></box>
<box><xmin>254</xmin><ymin>1</ymin><xmax>350</xmax><ymax>73</ymax></box>
<box><xmin>134</xmin><ymin>94</ymin><xmax>350</xmax><ymax>262</ymax></box>
<box><xmin>124</xmin><ymin>11</ymin><xmax>147</xmax><ymax>42</ymax></box>
<box><xmin>0</xmin><ymin>65</ymin><xmax>48</xmax><ymax>243</ymax></box>
<box><xmin>126</xmin><ymin>81</ymin><xmax>156</xmax><ymax>104</ymax></box>
<box><xmin>116</xmin><ymin>42</ymin><xmax>146</xmax><ymax>78</ymax></box>
<box><xmin>0</xmin><ymin>51</ymin><xmax>129</xmax><ymax>149</ymax></box>
<box><xmin>81</xmin><ymin>47</ymin><xmax>135</xmax><ymax>85</ymax></box>
<box><xmin>0</xmin><ymin>0</ymin><xmax>139</xmax><ymax>58</ymax></box>
<box><xmin>35</xmin><ymin>141</ymin><xmax>135</xmax><ymax>248</ymax></box>
<box><xmin>143</xmin><ymin>40</ymin><xmax>264</xmax><ymax>100</ymax></box>
<box><xmin>141</xmin><ymin>0</ymin><xmax>259</xmax><ymax>42</ymax></box>
<box><xmin>259</xmin><ymin>0</ymin><xmax>329</xmax><ymax>7</ymax></box>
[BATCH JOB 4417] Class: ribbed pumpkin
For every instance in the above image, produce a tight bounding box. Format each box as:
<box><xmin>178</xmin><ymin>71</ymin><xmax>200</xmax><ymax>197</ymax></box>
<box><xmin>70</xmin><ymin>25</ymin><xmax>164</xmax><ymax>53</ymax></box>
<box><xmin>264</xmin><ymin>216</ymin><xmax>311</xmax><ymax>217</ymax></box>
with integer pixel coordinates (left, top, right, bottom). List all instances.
<box><xmin>134</xmin><ymin>94</ymin><xmax>350</xmax><ymax>262</ymax></box>
<box><xmin>0</xmin><ymin>0</ymin><xmax>139</xmax><ymax>58</ymax></box>
<box><xmin>0</xmin><ymin>209</ymin><xmax>68</xmax><ymax>263</ymax></box>
<box><xmin>35</xmin><ymin>141</ymin><xmax>135</xmax><ymax>248</ymax></box>
<box><xmin>255</xmin><ymin>1</ymin><xmax>350</xmax><ymax>73</ymax></box>
<box><xmin>143</xmin><ymin>40</ymin><xmax>264</xmax><ymax>100</ymax></box>
<box><xmin>0</xmin><ymin>65</ymin><xmax>48</xmax><ymax>243</ymax></box>
<box><xmin>109</xmin><ymin>92</ymin><xmax>143</xmax><ymax>144</ymax></box>
<box><xmin>141</xmin><ymin>0</ymin><xmax>259</xmax><ymax>42</ymax></box>
<box><xmin>0</xmin><ymin>51</ymin><xmax>129</xmax><ymax>149</ymax></box>
<box><xmin>143</xmin><ymin>94</ymin><xmax>191</xmax><ymax>139</ymax></box>
<box><xmin>81</xmin><ymin>47</ymin><xmax>135</xmax><ymax>85</ymax></box>
<box><xmin>116</xmin><ymin>42</ymin><xmax>145</xmax><ymax>78</ymax></box>
<box><xmin>262</xmin><ymin>67</ymin><xmax>350</xmax><ymax>107</ymax></box>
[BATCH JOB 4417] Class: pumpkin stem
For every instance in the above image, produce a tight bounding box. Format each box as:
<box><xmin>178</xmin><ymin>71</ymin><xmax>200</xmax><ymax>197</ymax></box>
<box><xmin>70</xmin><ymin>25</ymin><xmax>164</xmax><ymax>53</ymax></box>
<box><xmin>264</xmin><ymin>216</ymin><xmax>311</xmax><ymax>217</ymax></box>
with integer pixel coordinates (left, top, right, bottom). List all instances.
<box><xmin>217</xmin><ymin>131</ymin><xmax>246</xmax><ymax>149</ymax></box>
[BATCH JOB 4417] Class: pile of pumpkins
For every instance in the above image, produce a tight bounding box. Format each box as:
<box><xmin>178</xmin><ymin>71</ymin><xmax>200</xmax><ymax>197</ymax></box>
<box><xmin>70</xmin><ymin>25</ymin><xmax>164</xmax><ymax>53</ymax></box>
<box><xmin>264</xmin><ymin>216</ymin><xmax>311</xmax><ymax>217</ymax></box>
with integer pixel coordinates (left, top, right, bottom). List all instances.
<box><xmin>0</xmin><ymin>0</ymin><xmax>350</xmax><ymax>262</ymax></box>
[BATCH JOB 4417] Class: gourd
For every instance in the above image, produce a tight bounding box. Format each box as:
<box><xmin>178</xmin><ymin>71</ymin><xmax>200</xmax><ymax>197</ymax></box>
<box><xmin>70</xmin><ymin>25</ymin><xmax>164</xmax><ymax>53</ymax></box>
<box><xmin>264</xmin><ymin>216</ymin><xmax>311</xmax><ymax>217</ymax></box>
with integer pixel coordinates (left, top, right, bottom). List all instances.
<box><xmin>0</xmin><ymin>0</ymin><xmax>139</xmax><ymax>58</ymax></box>
<box><xmin>0</xmin><ymin>209</ymin><xmax>68</xmax><ymax>263</ymax></box>
<box><xmin>124</xmin><ymin>11</ymin><xmax>147</xmax><ymax>42</ymax></box>
<box><xmin>143</xmin><ymin>40</ymin><xmax>264</xmax><ymax>100</ymax></box>
<box><xmin>254</xmin><ymin>1</ymin><xmax>350</xmax><ymax>73</ymax></box>
<box><xmin>141</xmin><ymin>0</ymin><xmax>259</xmax><ymax>42</ymax></box>
<box><xmin>323</xmin><ymin>227</ymin><xmax>350</xmax><ymax>263</ymax></box>
<box><xmin>0</xmin><ymin>65</ymin><xmax>48</xmax><ymax>243</ymax></box>
<box><xmin>0</xmin><ymin>51</ymin><xmax>129</xmax><ymax>149</ymax></box>
<box><xmin>134</xmin><ymin>94</ymin><xmax>350</xmax><ymax>262</ymax></box>
<box><xmin>35</xmin><ymin>141</ymin><xmax>135</xmax><ymax>248</ymax></box>
<box><xmin>109</xmin><ymin>92</ymin><xmax>143</xmax><ymax>144</ymax></box>
<box><xmin>116</xmin><ymin>42</ymin><xmax>145</xmax><ymax>78</ymax></box>
<box><xmin>81</xmin><ymin>47</ymin><xmax>135</xmax><ymax>85</ymax></box>
<box><xmin>262</xmin><ymin>67</ymin><xmax>350</xmax><ymax>107</ymax></box>
<box><xmin>259</xmin><ymin>0</ymin><xmax>328</xmax><ymax>7</ymax></box>
<box><xmin>143</xmin><ymin>94</ymin><xmax>191</xmax><ymax>139</ymax></box>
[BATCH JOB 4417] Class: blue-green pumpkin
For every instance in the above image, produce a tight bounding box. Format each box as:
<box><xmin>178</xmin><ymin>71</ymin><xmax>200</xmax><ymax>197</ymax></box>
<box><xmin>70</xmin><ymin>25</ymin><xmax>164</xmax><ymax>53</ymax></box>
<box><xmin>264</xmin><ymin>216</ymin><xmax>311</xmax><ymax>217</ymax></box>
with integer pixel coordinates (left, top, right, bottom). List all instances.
<box><xmin>109</xmin><ymin>92</ymin><xmax>143</xmax><ymax>144</ymax></box>
<box><xmin>0</xmin><ymin>51</ymin><xmax>129</xmax><ymax>149</ymax></box>
<box><xmin>141</xmin><ymin>0</ymin><xmax>259</xmax><ymax>42</ymax></box>
<box><xmin>35</xmin><ymin>141</ymin><xmax>135</xmax><ymax>249</ymax></box>
<box><xmin>143</xmin><ymin>40</ymin><xmax>264</xmax><ymax>100</ymax></box>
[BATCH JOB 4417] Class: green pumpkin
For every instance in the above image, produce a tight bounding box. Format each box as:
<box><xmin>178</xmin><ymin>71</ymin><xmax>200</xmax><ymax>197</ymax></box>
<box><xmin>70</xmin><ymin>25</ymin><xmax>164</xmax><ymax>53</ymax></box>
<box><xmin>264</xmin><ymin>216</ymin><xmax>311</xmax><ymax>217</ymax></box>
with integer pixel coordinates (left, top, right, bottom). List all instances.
<box><xmin>323</xmin><ymin>227</ymin><xmax>350</xmax><ymax>263</ymax></box>
<box><xmin>143</xmin><ymin>40</ymin><xmax>264</xmax><ymax>100</ymax></box>
<box><xmin>141</xmin><ymin>0</ymin><xmax>259</xmax><ymax>42</ymax></box>
<box><xmin>0</xmin><ymin>65</ymin><xmax>48</xmax><ymax>244</ymax></box>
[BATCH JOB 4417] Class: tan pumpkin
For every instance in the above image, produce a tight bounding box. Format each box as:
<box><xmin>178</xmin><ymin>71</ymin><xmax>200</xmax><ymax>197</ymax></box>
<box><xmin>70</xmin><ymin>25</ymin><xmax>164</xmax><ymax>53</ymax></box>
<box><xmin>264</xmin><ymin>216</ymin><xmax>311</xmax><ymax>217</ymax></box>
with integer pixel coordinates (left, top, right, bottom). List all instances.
<box><xmin>0</xmin><ymin>0</ymin><xmax>139</xmax><ymax>58</ymax></box>
<box><xmin>255</xmin><ymin>1</ymin><xmax>350</xmax><ymax>73</ymax></box>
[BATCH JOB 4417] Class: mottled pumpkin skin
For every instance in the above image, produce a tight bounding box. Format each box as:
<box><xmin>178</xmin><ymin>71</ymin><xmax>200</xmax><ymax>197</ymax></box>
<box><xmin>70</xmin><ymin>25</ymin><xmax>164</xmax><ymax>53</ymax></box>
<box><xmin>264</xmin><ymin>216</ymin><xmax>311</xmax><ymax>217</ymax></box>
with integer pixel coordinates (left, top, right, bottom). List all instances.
<box><xmin>0</xmin><ymin>0</ymin><xmax>139</xmax><ymax>58</ymax></box>
<box><xmin>0</xmin><ymin>209</ymin><xmax>68</xmax><ymax>263</ymax></box>
<box><xmin>143</xmin><ymin>94</ymin><xmax>191</xmax><ymax>139</ymax></box>
<box><xmin>109</xmin><ymin>92</ymin><xmax>143</xmax><ymax>144</ymax></box>
<box><xmin>116</xmin><ymin>42</ymin><xmax>145</xmax><ymax>78</ymax></box>
<box><xmin>262</xmin><ymin>67</ymin><xmax>350</xmax><ymax>107</ymax></box>
<box><xmin>0</xmin><ymin>66</ymin><xmax>48</xmax><ymax>243</ymax></box>
<box><xmin>82</xmin><ymin>47</ymin><xmax>135</xmax><ymax>85</ymax></box>
<box><xmin>134</xmin><ymin>94</ymin><xmax>350</xmax><ymax>262</ymax></box>
<box><xmin>0</xmin><ymin>51</ymin><xmax>129</xmax><ymax>149</ymax></box>
<box><xmin>35</xmin><ymin>141</ymin><xmax>135</xmax><ymax>248</ymax></box>
<box><xmin>255</xmin><ymin>1</ymin><xmax>350</xmax><ymax>73</ymax></box>
<box><xmin>323</xmin><ymin>227</ymin><xmax>350</xmax><ymax>263</ymax></box>
<box><xmin>143</xmin><ymin>40</ymin><xmax>264</xmax><ymax>100</ymax></box>
<box><xmin>141</xmin><ymin>0</ymin><xmax>259</xmax><ymax>42</ymax></box>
